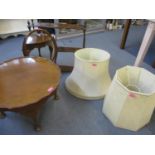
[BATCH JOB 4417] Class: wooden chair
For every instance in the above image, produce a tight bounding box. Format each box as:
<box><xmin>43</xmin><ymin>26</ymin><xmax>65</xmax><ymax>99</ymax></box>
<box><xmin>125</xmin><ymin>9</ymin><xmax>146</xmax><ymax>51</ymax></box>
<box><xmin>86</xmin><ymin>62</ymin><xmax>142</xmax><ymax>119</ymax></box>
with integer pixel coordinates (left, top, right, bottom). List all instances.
<box><xmin>26</xmin><ymin>20</ymin><xmax>86</xmax><ymax>72</ymax></box>
<box><xmin>27</xmin><ymin>20</ymin><xmax>56</xmax><ymax>57</ymax></box>
<box><xmin>22</xmin><ymin>28</ymin><xmax>59</xmax><ymax>99</ymax></box>
<box><xmin>23</xmin><ymin>28</ymin><xmax>57</xmax><ymax>62</ymax></box>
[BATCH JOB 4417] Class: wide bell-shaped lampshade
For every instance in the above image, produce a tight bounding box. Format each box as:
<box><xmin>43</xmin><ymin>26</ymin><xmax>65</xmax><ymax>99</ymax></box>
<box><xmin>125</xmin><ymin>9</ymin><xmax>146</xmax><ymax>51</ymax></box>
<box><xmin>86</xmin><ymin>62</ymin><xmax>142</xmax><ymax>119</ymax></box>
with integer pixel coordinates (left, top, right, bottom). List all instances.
<box><xmin>65</xmin><ymin>48</ymin><xmax>111</xmax><ymax>100</ymax></box>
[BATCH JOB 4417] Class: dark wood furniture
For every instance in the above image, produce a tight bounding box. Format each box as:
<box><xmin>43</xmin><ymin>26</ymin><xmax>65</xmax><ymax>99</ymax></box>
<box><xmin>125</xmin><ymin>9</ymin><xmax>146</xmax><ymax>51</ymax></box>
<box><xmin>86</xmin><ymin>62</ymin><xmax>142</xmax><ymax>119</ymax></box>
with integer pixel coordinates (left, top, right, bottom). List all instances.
<box><xmin>120</xmin><ymin>19</ymin><xmax>131</xmax><ymax>49</ymax></box>
<box><xmin>23</xmin><ymin>28</ymin><xmax>57</xmax><ymax>61</ymax></box>
<box><xmin>26</xmin><ymin>21</ymin><xmax>86</xmax><ymax>72</ymax></box>
<box><xmin>23</xmin><ymin>27</ymin><xmax>81</xmax><ymax>72</ymax></box>
<box><xmin>0</xmin><ymin>57</ymin><xmax>61</xmax><ymax>131</ymax></box>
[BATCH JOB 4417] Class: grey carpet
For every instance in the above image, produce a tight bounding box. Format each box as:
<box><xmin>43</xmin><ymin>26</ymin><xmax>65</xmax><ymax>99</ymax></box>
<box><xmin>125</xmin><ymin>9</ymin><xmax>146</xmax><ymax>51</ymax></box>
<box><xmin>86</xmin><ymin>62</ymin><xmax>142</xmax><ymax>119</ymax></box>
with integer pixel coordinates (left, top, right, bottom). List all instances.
<box><xmin>0</xmin><ymin>26</ymin><xmax>155</xmax><ymax>135</ymax></box>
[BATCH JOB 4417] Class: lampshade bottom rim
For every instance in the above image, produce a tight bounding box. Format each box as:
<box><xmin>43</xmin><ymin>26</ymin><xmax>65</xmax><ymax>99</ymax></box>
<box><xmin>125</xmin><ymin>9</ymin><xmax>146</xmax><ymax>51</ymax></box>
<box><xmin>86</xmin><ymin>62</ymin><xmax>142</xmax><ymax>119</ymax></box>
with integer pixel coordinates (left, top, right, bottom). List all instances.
<box><xmin>65</xmin><ymin>84</ymin><xmax>105</xmax><ymax>100</ymax></box>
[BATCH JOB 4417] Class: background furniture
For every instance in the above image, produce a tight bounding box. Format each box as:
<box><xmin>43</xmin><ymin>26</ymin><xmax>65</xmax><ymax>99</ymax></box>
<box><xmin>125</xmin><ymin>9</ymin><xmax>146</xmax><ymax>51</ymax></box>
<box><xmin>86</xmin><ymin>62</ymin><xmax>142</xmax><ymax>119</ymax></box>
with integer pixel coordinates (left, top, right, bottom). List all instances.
<box><xmin>120</xmin><ymin>19</ymin><xmax>155</xmax><ymax>68</ymax></box>
<box><xmin>28</xmin><ymin>19</ymin><xmax>55</xmax><ymax>34</ymax></box>
<box><xmin>35</xmin><ymin>22</ymin><xmax>86</xmax><ymax>47</ymax></box>
<box><xmin>134</xmin><ymin>20</ymin><xmax>155</xmax><ymax>67</ymax></box>
<box><xmin>0</xmin><ymin>57</ymin><xmax>61</xmax><ymax>131</ymax></box>
<box><xmin>33</xmin><ymin>21</ymin><xmax>87</xmax><ymax>72</ymax></box>
<box><xmin>120</xmin><ymin>19</ymin><xmax>131</xmax><ymax>49</ymax></box>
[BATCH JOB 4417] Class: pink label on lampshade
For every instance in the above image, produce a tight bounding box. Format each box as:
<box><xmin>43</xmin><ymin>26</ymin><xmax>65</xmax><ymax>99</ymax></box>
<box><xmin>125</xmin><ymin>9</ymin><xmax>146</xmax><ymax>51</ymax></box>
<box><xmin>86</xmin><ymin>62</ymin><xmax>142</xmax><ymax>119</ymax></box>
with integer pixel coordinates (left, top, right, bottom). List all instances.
<box><xmin>92</xmin><ymin>64</ymin><xmax>97</xmax><ymax>67</ymax></box>
<box><xmin>128</xmin><ymin>92</ymin><xmax>137</xmax><ymax>98</ymax></box>
<box><xmin>47</xmin><ymin>87</ymin><xmax>54</xmax><ymax>93</ymax></box>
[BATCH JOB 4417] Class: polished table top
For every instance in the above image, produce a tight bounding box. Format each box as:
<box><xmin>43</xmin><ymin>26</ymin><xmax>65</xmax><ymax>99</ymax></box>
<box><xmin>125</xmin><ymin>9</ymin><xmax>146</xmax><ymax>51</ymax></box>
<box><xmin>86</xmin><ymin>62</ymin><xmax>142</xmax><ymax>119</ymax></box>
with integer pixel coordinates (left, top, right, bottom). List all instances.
<box><xmin>0</xmin><ymin>57</ymin><xmax>61</xmax><ymax>109</ymax></box>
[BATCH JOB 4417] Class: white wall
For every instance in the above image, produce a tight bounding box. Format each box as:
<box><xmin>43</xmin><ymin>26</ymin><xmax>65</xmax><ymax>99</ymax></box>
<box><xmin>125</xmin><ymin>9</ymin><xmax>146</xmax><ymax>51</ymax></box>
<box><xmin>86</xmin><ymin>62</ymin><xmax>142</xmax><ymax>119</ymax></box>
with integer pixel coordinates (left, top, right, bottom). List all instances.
<box><xmin>0</xmin><ymin>19</ymin><xmax>28</xmax><ymax>38</ymax></box>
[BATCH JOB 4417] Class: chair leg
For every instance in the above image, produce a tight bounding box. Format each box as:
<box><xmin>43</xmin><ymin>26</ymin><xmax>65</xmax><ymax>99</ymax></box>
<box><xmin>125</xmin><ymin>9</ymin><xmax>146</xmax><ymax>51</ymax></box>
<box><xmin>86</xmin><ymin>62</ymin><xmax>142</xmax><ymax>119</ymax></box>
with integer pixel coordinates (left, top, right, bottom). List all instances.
<box><xmin>83</xmin><ymin>29</ymin><xmax>86</xmax><ymax>48</ymax></box>
<box><xmin>48</xmin><ymin>46</ymin><xmax>54</xmax><ymax>61</ymax></box>
<box><xmin>120</xmin><ymin>19</ymin><xmax>131</xmax><ymax>49</ymax></box>
<box><xmin>82</xmin><ymin>21</ymin><xmax>87</xmax><ymax>48</ymax></box>
<box><xmin>38</xmin><ymin>48</ymin><xmax>42</xmax><ymax>57</ymax></box>
<box><xmin>134</xmin><ymin>22</ymin><xmax>155</xmax><ymax>66</ymax></box>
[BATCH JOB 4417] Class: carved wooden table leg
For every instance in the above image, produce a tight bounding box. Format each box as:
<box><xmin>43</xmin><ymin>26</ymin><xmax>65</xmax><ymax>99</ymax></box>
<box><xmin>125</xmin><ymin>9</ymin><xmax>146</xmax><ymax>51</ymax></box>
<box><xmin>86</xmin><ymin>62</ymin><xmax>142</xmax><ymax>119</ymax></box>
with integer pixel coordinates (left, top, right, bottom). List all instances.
<box><xmin>12</xmin><ymin>99</ymin><xmax>47</xmax><ymax>131</ymax></box>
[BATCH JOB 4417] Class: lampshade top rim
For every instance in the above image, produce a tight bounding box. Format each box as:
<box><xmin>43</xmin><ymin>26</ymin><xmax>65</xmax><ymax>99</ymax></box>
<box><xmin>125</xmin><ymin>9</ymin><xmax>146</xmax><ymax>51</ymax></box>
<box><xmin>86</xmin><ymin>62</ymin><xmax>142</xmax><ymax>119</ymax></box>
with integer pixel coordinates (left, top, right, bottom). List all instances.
<box><xmin>75</xmin><ymin>48</ymin><xmax>110</xmax><ymax>62</ymax></box>
<box><xmin>116</xmin><ymin>66</ymin><xmax>155</xmax><ymax>95</ymax></box>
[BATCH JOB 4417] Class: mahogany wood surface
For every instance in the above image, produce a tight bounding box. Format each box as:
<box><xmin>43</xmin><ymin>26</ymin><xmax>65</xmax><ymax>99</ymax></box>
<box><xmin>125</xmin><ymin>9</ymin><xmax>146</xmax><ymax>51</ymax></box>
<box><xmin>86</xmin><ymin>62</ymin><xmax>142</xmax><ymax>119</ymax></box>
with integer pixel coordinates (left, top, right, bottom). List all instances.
<box><xmin>0</xmin><ymin>57</ymin><xmax>61</xmax><ymax>109</ymax></box>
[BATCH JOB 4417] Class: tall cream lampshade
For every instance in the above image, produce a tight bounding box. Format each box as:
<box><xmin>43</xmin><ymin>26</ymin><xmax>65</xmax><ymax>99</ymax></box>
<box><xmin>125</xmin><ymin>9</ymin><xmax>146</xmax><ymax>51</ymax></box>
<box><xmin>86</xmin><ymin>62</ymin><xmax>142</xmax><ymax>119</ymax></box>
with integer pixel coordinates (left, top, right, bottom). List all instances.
<box><xmin>65</xmin><ymin>48</ymin><xmax>111</xmax><ymax>100</ymax></box>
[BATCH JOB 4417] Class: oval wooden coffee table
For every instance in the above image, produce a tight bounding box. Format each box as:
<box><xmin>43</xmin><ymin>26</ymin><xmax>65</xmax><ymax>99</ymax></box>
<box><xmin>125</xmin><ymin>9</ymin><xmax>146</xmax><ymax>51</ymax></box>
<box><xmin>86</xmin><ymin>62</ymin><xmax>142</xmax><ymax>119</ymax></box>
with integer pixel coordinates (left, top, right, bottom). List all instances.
<box><xmin>0</xmin><ymin>57</ymin><xmax>61</xmax><ymax>131</ymax></box>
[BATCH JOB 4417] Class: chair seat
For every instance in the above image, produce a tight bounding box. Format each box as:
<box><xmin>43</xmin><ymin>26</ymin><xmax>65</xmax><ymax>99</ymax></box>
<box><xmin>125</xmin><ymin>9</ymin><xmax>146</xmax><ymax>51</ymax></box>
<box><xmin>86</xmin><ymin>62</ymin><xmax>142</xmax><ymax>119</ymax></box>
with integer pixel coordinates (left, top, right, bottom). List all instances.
<box><xmin>25</xmin><ymin>34</ymin><xmax>51</xmax><ymax>45</ymax></box>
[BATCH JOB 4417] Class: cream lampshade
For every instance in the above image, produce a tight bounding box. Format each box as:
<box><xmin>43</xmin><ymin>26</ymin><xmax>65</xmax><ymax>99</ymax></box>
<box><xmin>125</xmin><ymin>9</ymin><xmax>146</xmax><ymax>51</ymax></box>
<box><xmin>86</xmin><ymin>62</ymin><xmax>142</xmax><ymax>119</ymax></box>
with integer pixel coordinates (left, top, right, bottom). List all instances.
<box><xmin>103</xmin><ymin>66</ymin><xmax>155</xmax><ymax>131</ymax></box>
<box><xmin>65</xmin><ymin>48</ymin><xmax>111</xmax><ymax>100</ymax></box>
